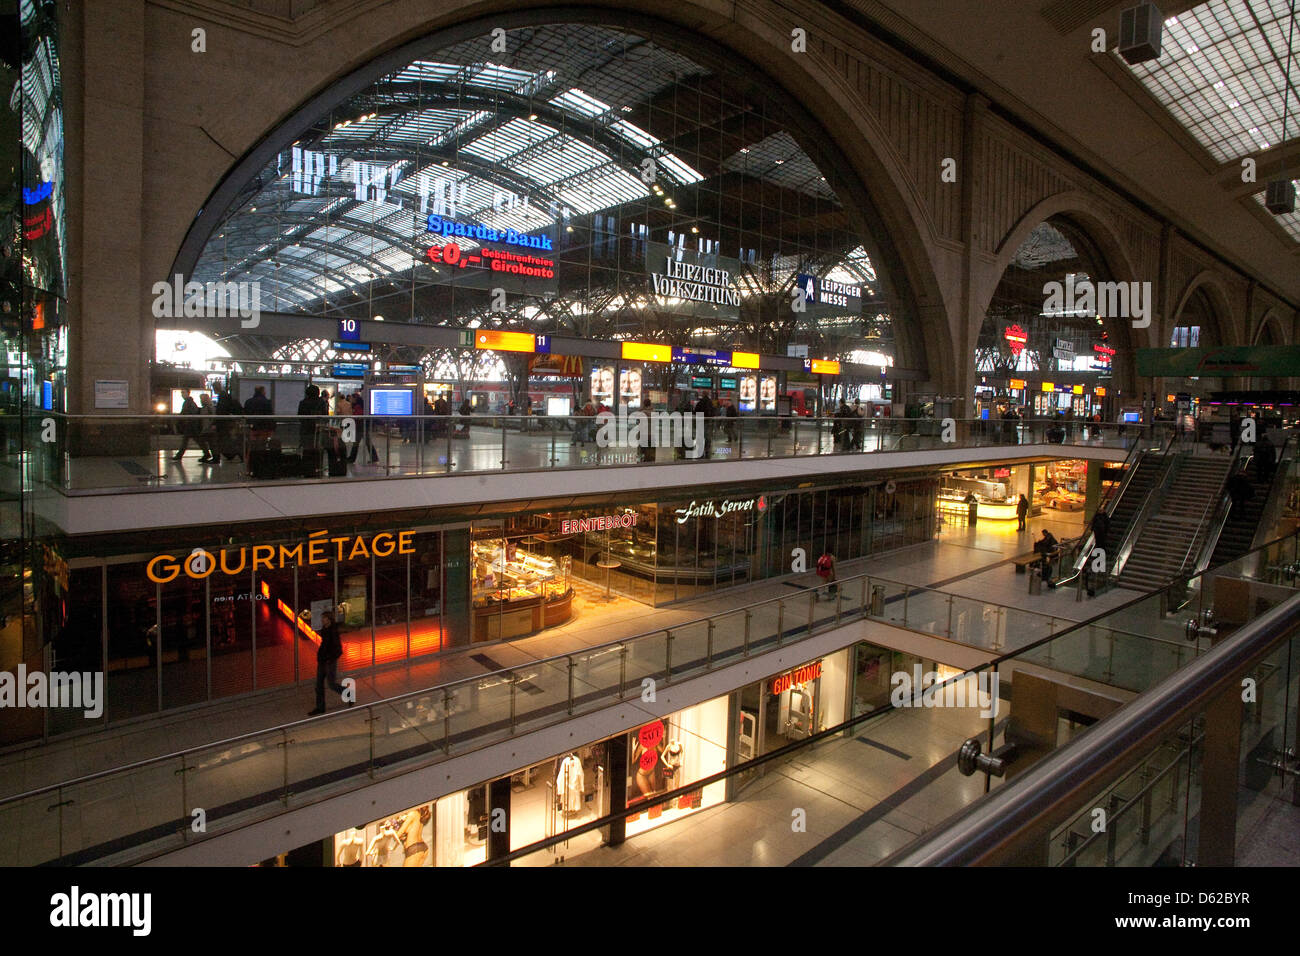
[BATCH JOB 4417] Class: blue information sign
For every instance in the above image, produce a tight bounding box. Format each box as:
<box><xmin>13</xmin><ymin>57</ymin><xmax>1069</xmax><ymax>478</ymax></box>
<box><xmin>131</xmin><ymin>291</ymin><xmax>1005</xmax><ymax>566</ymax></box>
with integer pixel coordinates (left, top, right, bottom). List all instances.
<box><xmin>337</xmin><ymin>318</ymin><xmax>361</xmax><ymax>342</ymax></box>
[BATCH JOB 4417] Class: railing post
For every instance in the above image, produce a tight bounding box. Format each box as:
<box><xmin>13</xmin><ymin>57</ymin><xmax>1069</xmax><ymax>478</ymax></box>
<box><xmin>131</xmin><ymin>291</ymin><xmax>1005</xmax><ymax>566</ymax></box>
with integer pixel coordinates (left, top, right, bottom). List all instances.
<box><xmin>665</xmin><ymin>630</ymin><xmax>674</xmax><ymax>683</ymax></box>
<box><xmin>367</xmin><ymin>707</ymin><xmax>376</xmax><ymax>778</ymax></box>
<box><xmin>278</xmin><ymin>728</ymin><xmax>291</xmax><ymax>807</ymax></box>
<box><xmin>835</xmin><ymin>585</ymin><xmax>843</xmax><ymax>625</ymax></box>
<box><xmin>808</xmin><ymin>588</ymin><xmax>816</xmax><ymax>635</ymax></box>
<box><xmin>177</xmin><ymin>755</ymin><xmax>189</xmax><ymax>839</ymax></box>
<box><xmin>501</xmin><ymin>422</ymin><xmax>507</xmax><ymax>470</ymax></box>
<box><xmin>776</xmin><ymin>602</ymin><xmax>784</xmax><ymax>644</ymax></box>
<box><xmin>509</xmin><ymin>677</ymin><xmax>517</xmax><ymax>732</ymax></box>
<box><xmin>442</xmin><ymin>687</ymin><xmax>451</xmax><ymax>754</ymax></box>
<box><xmin>743</xmin><ymin>609</ymin><xmax>751</xmax><ymax>656</ymax></box>
<box><xmin>706</xmin><ymin>620</ymin><xmax>714</xmax><ymax>667</ymax></box>
<box><xmin>618</xmin><ymin>645</ymin><xmax>628</xmax><ymax>699</ymax></box>
<box><xmin>566</xmin><ymin>656</ymin><xmax>575</xmax><ymax>715</ymax></box>
<box><xmin>1105</xmin><ymin>793</ymin><xmax>1122</xmax><ymax>865</ymax></box>
<box><xmin>903</xmin><ymin>586</ymin><xmax>910</xmax><ymax>628</ymax></box>
<box><xmin>946</xmin><ymin>593</ymin><xmax>954</xmax><ymax>640</ymax></box>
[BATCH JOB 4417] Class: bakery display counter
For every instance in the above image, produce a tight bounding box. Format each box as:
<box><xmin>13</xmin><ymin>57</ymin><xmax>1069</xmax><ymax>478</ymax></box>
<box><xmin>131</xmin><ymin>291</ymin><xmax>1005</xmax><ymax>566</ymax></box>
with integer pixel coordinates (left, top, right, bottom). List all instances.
<box><xmin>471</xmin><ymin>542</ymin><xmax>573</xmax><ymax>642</ymax></box>
<box><xmin>938</xmin><ymin>494</ymin><xmax>1018</xmax><ymax>521</ymax></box>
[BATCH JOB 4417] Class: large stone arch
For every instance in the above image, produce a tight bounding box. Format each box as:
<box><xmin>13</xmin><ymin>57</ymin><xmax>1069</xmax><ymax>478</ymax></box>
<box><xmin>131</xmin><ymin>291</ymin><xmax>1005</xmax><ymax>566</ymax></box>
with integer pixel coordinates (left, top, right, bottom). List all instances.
<box><xmin>157</xmin><ymin>1</ymin><xmax>955</xmax><ymax>392</ymax></box>
<box><xmin>1168</xmin><ymin>269</ymin><xmax>1238</xmax><ymax>349</ymax></box>
<box><xmin>976</xmin><ymin>189</ymin><xmax>1144</xmax><ymax>401</ymax></box>
<box><xmin>1253</xmin><ymin>308</ymin><xmax>1289</xmax><ymax>346</ymax></box>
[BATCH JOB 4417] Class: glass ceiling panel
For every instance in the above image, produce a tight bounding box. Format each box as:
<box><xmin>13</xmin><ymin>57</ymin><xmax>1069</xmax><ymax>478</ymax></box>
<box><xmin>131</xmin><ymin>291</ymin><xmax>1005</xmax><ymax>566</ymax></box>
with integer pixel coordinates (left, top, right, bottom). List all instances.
<box><xmin>1124</xmin><ymin>0</ymin><xmax>1298</xmax><ymax>163</ymax></box>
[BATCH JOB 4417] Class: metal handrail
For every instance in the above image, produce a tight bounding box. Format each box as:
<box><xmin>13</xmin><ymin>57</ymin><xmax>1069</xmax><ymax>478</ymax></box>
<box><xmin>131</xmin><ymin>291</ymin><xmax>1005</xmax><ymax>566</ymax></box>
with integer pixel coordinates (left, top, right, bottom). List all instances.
<box><xmin>1188</xmin><ymin>441</ymin><xmax>1249</xmax><ymax>578</ymax></box>
<box><xmin>1248</xmin><ymin>433</ymin><xmax>1295</xmax><ymax>551</ymax></box>
<box><xmin>886</xmin><ymin>588</ymin><xmax>1300</xmax><ymax>866</ymax></box>
<box><xmin>0</xmin><ymin>565</ymin><xmax>1057</xmax><ymax>810</ymax></box>
<box><xmin>1107</xmin><ymin>443</ymin><xmax>1181</xmax><ymax>582</ymax></box>
<box><xmin>1059</xmin><ymin>433</ymin><xmax>1158</xmax><ymax>586</ymax></box>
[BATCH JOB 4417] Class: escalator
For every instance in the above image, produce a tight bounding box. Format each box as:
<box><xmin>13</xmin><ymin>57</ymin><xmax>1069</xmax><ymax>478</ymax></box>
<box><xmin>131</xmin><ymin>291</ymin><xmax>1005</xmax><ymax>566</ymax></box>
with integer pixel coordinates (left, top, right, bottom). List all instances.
<box><xmin>1209</xmin><ymin>435</ymin><xmax>1294</xmax><ymax>568</ymax></box>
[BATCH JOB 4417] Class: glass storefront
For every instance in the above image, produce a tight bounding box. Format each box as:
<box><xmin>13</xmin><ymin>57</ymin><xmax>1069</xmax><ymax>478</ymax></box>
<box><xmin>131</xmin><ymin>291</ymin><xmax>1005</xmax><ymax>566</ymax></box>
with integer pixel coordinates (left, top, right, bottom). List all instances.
<box><xmin>28</xmin><ymin>472</ymin><xmax>937</xmax><ymax>740</ymax></box>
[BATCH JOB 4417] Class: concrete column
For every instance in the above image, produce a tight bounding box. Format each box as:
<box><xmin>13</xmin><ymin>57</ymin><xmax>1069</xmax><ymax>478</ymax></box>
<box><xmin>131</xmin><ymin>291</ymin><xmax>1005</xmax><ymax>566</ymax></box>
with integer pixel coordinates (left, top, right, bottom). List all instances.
<box><xmin>70</xmin><ymin>1</ymin><xmax>149</xmax><ymax>419</ymax></box>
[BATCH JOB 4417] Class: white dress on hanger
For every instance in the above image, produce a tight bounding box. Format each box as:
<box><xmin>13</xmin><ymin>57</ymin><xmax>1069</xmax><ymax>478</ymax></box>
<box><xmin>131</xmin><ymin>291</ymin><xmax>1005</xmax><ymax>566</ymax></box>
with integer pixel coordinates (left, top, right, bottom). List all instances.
<box><xmin>557</xmin><ymin>755</ymin><xmax>584</xmax><ymax>813</ymax></box>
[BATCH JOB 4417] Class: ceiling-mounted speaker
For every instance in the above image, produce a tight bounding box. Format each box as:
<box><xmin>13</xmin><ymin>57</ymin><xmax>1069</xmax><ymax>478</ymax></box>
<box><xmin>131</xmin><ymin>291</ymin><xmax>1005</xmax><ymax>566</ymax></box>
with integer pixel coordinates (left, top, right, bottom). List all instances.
<box><xmin>1264</xmin><ymin>179</ymin><xmax>1296</xmax><ymax>215</ymax></box>
<box><xmin>1119</xmin><ymin>2</ymin><xmax>1164</xmax><ymax>65</ymax></box>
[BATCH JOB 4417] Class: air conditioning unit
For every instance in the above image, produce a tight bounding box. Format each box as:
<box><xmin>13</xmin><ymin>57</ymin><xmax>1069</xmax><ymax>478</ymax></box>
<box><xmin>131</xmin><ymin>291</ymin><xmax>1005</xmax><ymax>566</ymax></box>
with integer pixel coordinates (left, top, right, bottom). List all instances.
<box><xmin>1119</xmin><ymin>2</ymin><xmax>1163</xmax><ymax>65</ymax></box>
<box><xmin>1264</xmin><ymin>179</ymin><xmax>1296</xmax><ymax>216</ymax></box>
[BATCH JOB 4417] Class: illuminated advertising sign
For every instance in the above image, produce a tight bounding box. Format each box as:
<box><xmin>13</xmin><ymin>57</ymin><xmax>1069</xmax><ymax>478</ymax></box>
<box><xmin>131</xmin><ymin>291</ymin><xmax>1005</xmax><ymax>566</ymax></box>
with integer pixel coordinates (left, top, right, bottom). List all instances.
<box><xmin>770</xmin><ymin>660</ymin><xmax>823</xmax><ymax>695</ymax></box>
<box><xmin>425</xmin><ymin>214</ymin><xmax>553</xmax><ymax>251</ymax></box>
<box><xmin>738</xmin><ymin>375</ymin><xmax>757</xmax><ymax>411</ymax></box>
<box><xmin>619</xmin><ymin>368</ymin><xmax>643</xmax><ymax>410</ymax></box>
<box><xmin>1004</xmin><ymin>325</ymin><xmax>1028</xmax><ymax>357</ymax></box>
<box><xmin>796</xmin><ymin>274</ymin><xmax>861</xmax><ymax>310</ymax></box>
<box><xmin>733</xmin><ymin>351</ymin><xmax>760</xmax><ymax>370</ymax></box>
<box><xmin>1009</xmin><ymin>379</ymin><xmax>1026</xmax><ymax>390</ymax></box>
<box><xmin>646</xmin><ymin>243</ymin><xmax>741</xmax><ymax>320</ymax></box>
<box><xmin>591</xmin><ymin>366</ymin><xmax>615</xmax><ymax>406</ymax></box>
<box><xmin>147</xmin><ymin>530</ymin><xmax>417</xmax><ymax>582</ymax></box>
<box><xmin>803</xmin><ymin>359</ymin><xmax>841</xmax><ymax>375</ymax></box>
<box><xmin>673</xmin><ymin>496</ymin><xmax>767</xmax><ymax>523</ymax></box>
<box><xmin>759</xmin><ymin>375</ymin><xmax>777</xmax><ymax>412</ymax></box>
<box><xmin>560</xmin><ymin>513</ymin><xmax>639</xmax><ymax>534</ymax></box>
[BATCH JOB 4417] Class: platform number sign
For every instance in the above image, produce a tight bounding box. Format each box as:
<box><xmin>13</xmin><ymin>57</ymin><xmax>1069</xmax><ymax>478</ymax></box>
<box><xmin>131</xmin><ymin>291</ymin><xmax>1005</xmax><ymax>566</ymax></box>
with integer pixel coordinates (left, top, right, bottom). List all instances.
<box><xmin>534</xmin><ymin>334</ymin><xmax>551</xmax><ymax>354</ymax></box>
<box><xmin>338</xmin><ymin>318</ymin><xmax>361</xmax><ymax>342</ymax></box>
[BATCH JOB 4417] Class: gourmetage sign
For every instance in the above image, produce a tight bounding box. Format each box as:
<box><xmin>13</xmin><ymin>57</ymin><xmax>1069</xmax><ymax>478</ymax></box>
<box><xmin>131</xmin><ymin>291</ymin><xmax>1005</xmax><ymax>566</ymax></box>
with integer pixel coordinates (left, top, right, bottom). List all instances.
<box><xmin>147</xmin><ymin>530</ymin><xmax>417</xmax><ymax>582</ymax></box>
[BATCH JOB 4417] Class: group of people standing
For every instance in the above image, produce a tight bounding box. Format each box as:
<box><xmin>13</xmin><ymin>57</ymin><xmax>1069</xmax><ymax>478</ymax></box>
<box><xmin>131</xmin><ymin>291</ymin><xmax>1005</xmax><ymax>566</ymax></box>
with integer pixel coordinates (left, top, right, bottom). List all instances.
<box><xmin>832</xmin><ymin>400</ymin><xmax>867</xmax><ymax>451</ymax></box>
<box><xmin>172</xmin><ymin>385</ymin><xmax>248</xmax><ymax>464</ymax></box>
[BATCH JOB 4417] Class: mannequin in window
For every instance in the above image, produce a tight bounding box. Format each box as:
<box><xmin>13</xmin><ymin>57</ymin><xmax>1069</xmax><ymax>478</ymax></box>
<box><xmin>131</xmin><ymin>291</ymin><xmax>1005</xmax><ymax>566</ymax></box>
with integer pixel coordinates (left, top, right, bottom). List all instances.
<box><xmin>395</xmin><ymin>805</ymin><xmax>431</xmax><ymax>867</ymax></box>
<box><xmin>660</xmin><ymin>740</ymin><xmax>683</xmax><ymax>790</ymax></box>
<box><xmin>366</xmin><ymin>823</ymin><xmax>399</xmax><ymax>866</ymax></box>
<box><xmin>336</xmin><ymin>828</ymin><xmax>364</xmax><ymax>867</ymax></box>
<box><xmin>557</xmin><ymin>753</ymin><xmax>584</xmax><ymax>814</ymax></box>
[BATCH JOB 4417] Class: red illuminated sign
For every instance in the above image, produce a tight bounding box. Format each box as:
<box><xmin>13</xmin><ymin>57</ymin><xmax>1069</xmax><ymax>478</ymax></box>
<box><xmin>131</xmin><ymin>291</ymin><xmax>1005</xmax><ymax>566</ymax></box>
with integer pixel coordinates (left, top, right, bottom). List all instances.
<box><xmin>426</xmin><ymin>242</ymin><xmax>555</xmax><ymax>278</ymax></box>
<box><xmin>770</xmin><ymin>660</ymin><xmax>823</xmax><ymax>695</ymax></box>
<box><xmin>1093</xmin><ymin>344</ymin><xmax>1116</xmax><ymax>363</ymax></box>
<box><xmin>1003</xmin><ymin>325</ymin><xmax>1028</xmax><ymax>357</ymax></box>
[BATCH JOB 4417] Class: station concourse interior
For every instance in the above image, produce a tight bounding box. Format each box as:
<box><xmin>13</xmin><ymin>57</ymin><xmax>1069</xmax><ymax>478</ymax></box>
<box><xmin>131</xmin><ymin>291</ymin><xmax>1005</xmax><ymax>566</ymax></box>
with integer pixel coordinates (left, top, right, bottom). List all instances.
<box><xmin>0</xmin><ymin>0</ymin><xmax>1298</xmax><ymax>870</ymax></box>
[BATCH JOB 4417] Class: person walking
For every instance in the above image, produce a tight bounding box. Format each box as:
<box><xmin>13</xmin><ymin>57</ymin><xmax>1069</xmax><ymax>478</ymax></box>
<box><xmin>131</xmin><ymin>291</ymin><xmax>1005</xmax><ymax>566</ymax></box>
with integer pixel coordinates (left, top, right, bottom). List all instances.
<box><xmin>347</xmin><ymin>390</ymin><xmax>379</xmax><ymax>463</ymax></box>
<box><xmin>197</xmin><ymin>393</ymin><xmax>218</xmax><ymax>464</ymax></box>
<box><xmin>964</xmin><ymin>491</ymin><xmax>979</xmax><ymax>527</ymax></box>
<box><xmin>214</xmin><ymin>385</ymin><xmax>244</xmax><ymax>462</ymax></box>
<box><xmin>1256</xmin><ymin>432</ymin><xmax>1276</xmax><ymax>484</ymax></box>
<box><xmin>172</xmin><ymin>389</ymin><xmax>213</xmax><ymax>462</ymax></box>
<box><xmin>308</xmin><ymin>610</ymin><xmax>349</xmax><ymax>716</ymax></box>
<box><xmin>693</xmin><ymin>391</ymin><xmax>715</xmax><ymax>459</ymax></box>
<box><xmin>1016</xmin><ymin>493</ymin><xmax>1029</xmax><ymax>531</ymax></box>
<box><xmin>815</xmin><ymin>551</ymin><xmax>838</xmax><ymax>598</ymax></box>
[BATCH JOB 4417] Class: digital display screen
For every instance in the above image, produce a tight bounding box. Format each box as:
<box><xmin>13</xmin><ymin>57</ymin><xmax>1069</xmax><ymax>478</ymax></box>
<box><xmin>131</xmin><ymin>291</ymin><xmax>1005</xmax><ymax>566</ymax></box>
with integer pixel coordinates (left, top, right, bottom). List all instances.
<box><xmin>1123</xmin><ymin>412</ymin><xmax>1140</xmax><ymax>423</ymax></box>
<box><xmin>718</xmin><ymin>377</ymin><xmax>737</xmax><ymax>390</ymax></box>
<box><xmin>738</xmin><ymin>375</ymin><xmax>758</xmax><ymax>412</ymax></box>
<box><xmin>42</xmin><ymin>381</ymin><xmax>53</xmax><ymax>411</ymax></box>
<box><xmin>690</xmin><ymin>375</ymin><xmax>713</xmax><ymax>389</ymax></box>
<box><xmin>760</xmin><ymin>375</ymin><xmax>777</xmax><ymax>412</ymax></box>
<box><xmin>370</xmin><ymin>389</ymin><xmax>414</xmax><ymax>415</ymax></box>
<box><xmin>546</xmin><ymin>397</ymin><xmax>571</xmax><ymax>417</ymax></box>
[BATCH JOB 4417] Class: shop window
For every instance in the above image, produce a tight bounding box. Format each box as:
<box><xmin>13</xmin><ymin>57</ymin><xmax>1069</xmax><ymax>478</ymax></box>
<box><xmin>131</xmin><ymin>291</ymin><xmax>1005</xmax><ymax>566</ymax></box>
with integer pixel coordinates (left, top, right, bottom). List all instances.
<box><xmin>470</xmin><ymin>523</ymin><xmax>573</xmax><ymax>643</ymax></box>
<box><xmin>626</xmin><ymin>697</ymin><xmax>728</xmax><ymax>836</ymax></box>
<box><xmin>509</xmin><ymin>743</ymin><xmax>610</xmax><ymax>863</ymax></box>
<box><xmin>105</xmin><ymin>561</ymin><xmax>158</xmax><ymax>721</ymax></box>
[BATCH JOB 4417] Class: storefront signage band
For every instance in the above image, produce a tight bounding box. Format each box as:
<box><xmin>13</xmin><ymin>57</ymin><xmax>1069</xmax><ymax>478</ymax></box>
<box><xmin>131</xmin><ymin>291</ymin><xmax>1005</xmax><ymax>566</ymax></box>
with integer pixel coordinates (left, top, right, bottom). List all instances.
<box><xmin>673</xmin><ymin>496</ymin><xmax>765</xmax><ymax>524</ymax></box>
<box><xmin>771</xmin><ymin>660</ymin><xmax>823</xmax><ymax>695</ymax></box>
<box><xmin>147</xmin><ymin>530</ymin><xmax>417</xmax><ymax>582</ymax></box>
<box><xmin>560</xmin><ymin>514</ymin><xmax>639</xmax><ymax>533</ymax></box>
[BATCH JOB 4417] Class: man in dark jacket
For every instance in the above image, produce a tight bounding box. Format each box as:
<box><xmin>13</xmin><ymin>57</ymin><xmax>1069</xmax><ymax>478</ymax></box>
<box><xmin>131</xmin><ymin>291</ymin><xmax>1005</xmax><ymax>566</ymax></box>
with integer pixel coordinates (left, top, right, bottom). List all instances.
<box><xmin>172</xmin><ymin>389</ymin><xmax>213</xmax><ymax>461</ymax></box>
<box><xmin>693</xmin><ymin>392</ymin><xmax>714</xmax><ymax>458</ymax></box>
<box><xmin>243</xmin><ymin>385</ymin><xmax>272</xmax><ymax>416</ymax></box>
<box><xmin>297</xmin><ymin>384</ymin><xmax>325</xmax><ymax>453</ymax></box>
<box><xmin>214</xmin><ymin>386</ymin><xmax>244</xmax><ymax>462</ymax></box>
<box><xmin>309</xmin><ymin>611</ymin><xmax>348</xmax><ymax>715</ymax></box>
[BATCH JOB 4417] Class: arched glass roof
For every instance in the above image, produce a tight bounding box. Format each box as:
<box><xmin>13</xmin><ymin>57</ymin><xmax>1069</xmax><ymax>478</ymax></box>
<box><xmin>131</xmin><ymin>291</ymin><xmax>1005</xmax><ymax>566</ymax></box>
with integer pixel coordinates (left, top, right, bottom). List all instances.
<box><xmin>189</xmin><ymin>22</ymin><xmax>892</xmax><ymax>364</ymax></box>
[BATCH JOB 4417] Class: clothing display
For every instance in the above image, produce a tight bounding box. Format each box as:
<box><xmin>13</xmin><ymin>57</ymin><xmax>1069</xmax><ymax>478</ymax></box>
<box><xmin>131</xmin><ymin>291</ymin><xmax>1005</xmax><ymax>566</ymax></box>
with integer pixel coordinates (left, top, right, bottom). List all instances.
<box><xmin>557</xmin><ymin>754</ymin><xmax>584</xmax><ymax>813</ymax></box>
<box><xmin>336</xmin><ymin>829</ymin><xmax>364</xmax><ymax>867</ymax></box>
<box><xmin>365</xmin><ymin>825</ymin><xmax>398</xmax><ymax>866</ymax></box>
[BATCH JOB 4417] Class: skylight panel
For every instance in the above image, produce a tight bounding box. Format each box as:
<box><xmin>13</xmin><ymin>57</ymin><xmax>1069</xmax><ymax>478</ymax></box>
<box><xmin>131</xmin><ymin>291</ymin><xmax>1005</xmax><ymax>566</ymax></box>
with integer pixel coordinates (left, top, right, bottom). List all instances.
<box><xmin>550</xmin><ymin>89</ymin><xmax>612</xmax><ymax>119</ymax></box>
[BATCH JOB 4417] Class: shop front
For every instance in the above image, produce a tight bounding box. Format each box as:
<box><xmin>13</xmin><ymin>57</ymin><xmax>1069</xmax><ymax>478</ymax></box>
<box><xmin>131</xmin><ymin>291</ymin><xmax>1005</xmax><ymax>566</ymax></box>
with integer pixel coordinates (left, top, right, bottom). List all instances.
<box><xmin>335</xmin><ymin>693</ymin><xmax>730</xmax><ymax>866</ymax></box>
